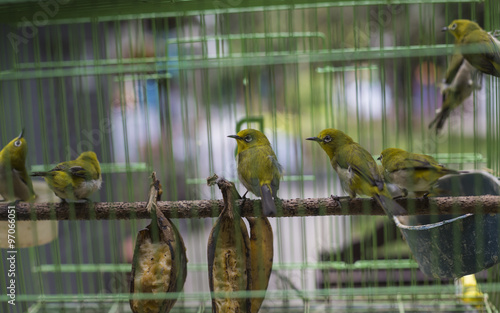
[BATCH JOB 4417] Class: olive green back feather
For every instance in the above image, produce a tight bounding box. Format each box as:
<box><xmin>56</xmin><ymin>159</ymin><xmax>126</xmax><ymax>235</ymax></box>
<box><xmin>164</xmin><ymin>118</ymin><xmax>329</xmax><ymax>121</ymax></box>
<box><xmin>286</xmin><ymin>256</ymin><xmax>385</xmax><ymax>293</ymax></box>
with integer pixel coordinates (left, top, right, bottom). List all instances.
<box><xmin>336</xmin><ymin>143</ymin><xmax>384</xmax><ymax>191</ymax></box>
<box><xmin>237</xmin><ymin>144</ymin><xmax>282</xmax><ymax>197</ymax></box>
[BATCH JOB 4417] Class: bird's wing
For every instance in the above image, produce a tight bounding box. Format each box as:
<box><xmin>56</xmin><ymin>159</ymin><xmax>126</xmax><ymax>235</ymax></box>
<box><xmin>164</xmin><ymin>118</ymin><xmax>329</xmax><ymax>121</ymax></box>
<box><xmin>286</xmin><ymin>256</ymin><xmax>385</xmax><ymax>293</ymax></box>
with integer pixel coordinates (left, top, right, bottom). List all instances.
<box><xmin>269</xmin><ymin>155</ymin><xmax>284</xmax><ymax>177</ymax></box>
<box><xmin>13</xmin><ymin>168</ymin><xmax>35</xmax><ymax>200</ymax></box>
<box><xmin>349</xmin><ymin>163</ymin><xmax>385</xmax><ymax>191</ymax></box>
<box><xmin>444</xmin><ymin>52</ymin><xmax>466</xmax><ymax>85</ymax></box>
<box><xmin>393</xmin><ymin>153</ymin><xmax>447</xmax><ymax>173</ymax></box>
<box><xmin>241</xmin><ymin>146</ymin><xmax>283</xmax><ymax>196</ymax></box>
<box><xmin>487</xmin><ymin>34</ymin><xmax>500</xmax><ymax>73</ymax></box>
<box><xmin>49</xmin><ymin>161</ymin><xmax>89</xmax><ymax>179</ymax></box>
<box><xmin>338</xmin><ymin>145</ymin><xmax>384</xmax><ymax>190</ymax></box>
<box><xmin>67</xmin><ymin>166</ymin><xmax>88</xmax><ymax>178</ymax></box>
<box><xmin>238</xmin><ymin>148</ymin><xmax>275</xmax><ymax>195</ymax></box>
<box><xmin>408</xmin><ymin>157</ymin><xmax>460</xmax><ymax>175</ymax></box>
<box><xmin>463</xmin><ymin>30</ymin><xmax>500</xmax><ymax>76</ymax></box>
<box><xmin>269</xmin><ymin>155</ymin><xmax>283</xmax><ymax>197</ymax></box>
<box><xmin>431</xmin><ymin>57</ymin><xmax>478</xmax><ymax>134</ymax></box>
<box><xmin>404</xmin><ymin>158</ymin><xmax>436</xmax><ymax>169</ymax></box>
<box><xmin>14</xmin><ymin>168</ymin><xmax>34</xmax><ymax>193</ymax></box>
<box><xmin>49</xmin><ymin>162</ymin><xmax>72</xmax><ymax>172</ymax></box>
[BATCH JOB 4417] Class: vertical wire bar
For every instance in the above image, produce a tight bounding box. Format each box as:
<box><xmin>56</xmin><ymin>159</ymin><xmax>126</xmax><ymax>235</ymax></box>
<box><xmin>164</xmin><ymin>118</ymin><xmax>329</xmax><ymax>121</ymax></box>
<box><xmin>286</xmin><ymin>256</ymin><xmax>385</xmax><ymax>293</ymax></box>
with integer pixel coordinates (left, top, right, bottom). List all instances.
<box><xmin>404</xmin><ymin>5</ymin><xmax>412</xmax><ymax>153</ymax></box>
<box><xmin>90</xmin><ymin>20</ymin><xmax>107</xmax><ymax>296</ymax></box>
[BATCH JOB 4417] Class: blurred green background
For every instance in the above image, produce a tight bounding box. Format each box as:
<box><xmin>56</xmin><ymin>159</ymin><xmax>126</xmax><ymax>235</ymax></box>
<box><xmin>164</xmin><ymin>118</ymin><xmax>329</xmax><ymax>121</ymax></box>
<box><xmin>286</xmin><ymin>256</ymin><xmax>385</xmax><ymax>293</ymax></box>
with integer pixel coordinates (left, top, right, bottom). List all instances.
<box><xmin>1</xmin><ymin>0</ymin><xmax>500</xmax><ymax>312</ymax></box>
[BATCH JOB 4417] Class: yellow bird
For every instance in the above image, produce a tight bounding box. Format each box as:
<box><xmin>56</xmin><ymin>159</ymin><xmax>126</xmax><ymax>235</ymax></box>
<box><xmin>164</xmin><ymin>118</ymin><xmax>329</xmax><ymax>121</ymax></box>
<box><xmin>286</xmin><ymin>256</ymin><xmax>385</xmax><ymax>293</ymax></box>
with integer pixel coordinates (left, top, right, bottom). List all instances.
<box><xmin>0</xmin><ymin>129</ymin><xmax>35</xmax><ymax>202</ymax></box>
<box><xmin>31</xmin><ymin>151</ymin><xmax>102</xmax><ymax>201</ymax></box>
<box><xmin>378</xmin><ymin>147</ymin><xmax>464</xmax><ymax>197</ymax></box>
<box><xmin>443</xmin><ymin>19</ymin><xmax>500</xmax><ymax>77</ymax></box>
<box><xmin>228</xmin><ymin>129</ymin><xmax>283</xmax><ymax>217</ymax></box>
<box><xmin>307</xmin><ymin>129</ymin><xmax>406</xmax><ymax>216</ymax></box>
<box><xmin>429</xmin><ymin>52</ymin><xmax>481</xmax><ymax>133</ymax></box>
<box><xmin>0</xmin><ymin>130</ymin><xmax>61</xmax><ymax>249</ymax></box>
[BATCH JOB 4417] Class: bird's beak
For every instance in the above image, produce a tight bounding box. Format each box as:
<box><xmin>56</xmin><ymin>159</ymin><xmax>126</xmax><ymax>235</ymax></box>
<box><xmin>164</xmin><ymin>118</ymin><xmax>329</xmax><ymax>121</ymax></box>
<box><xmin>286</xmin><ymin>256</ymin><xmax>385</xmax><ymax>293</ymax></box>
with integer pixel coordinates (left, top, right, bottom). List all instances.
<box><xmin>227</xmin><ymin>135</ymin><xmax>243</xmax><ymax>140</ymax></box>
<box><xmin>441</xmin><ymin>26</ymin><xmax>448</xmax><ymax>32</ymax></box>
<box><xmin>377</xmin><ymin>156</ymin><xmax>382</xmax><ymax>160</ymax></box>
<box><xmin>17</xmin><ymin>128</ymin><xmax>24</xmax><ymax>139</ymax></box>
<box><xmin>306</xmin><ymin>136</ymin><xmax>322</xmax><ymax>142</ymax></box>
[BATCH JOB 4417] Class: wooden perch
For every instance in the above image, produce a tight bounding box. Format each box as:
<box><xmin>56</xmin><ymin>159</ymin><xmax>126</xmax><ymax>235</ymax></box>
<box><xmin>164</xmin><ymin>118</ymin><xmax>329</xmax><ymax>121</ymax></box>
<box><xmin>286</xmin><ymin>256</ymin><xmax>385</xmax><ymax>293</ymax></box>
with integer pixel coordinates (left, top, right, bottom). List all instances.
<box><xmin>1</xmin><ymin>174</ymin><xmax>500</xmax><ymax>221</ymax></box>
<box><xmin>2</xmin><ymin>195</ymin><xmax>500</xmax><ymax>221</ymax></box>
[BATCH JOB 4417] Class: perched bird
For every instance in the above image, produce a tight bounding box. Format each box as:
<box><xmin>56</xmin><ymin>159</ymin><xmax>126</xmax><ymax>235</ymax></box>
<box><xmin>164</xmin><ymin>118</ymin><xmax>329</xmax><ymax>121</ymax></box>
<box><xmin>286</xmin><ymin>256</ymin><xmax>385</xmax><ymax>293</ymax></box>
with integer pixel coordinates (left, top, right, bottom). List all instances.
<box><xmin>429</xmin><ymin>52</ymin><xmax>481</xmax><ymax>133</ymax></box>
<box><xmin>0</xmin><ymin>130</ymin><xmax>62</xmax><ymax>249</ymax></box>
<box><xmin>31</xmin><ymin>151</ymin><xmax>102</xmax><ymax>201</ymax></box>
<box><xmin>228</xmin><ymin>129</ymin><xmax>283</xmax><ymax>217</ymax></box>
<box><xmin>307</xmin><ymin>129</ymin><xmax>406</xmax><ymax>216</ymax></box>
<box><xmin>443</xmin><ymin>19</ymin><xmax>500</xmax><ymax>77</ymax></box>
<box><xmin>378</xmin><ymin>147</ymin><xmax>463</xmax><ymax>197</ymax></box>
<box><xmin>0</xmin><ymin>129</ymin><xmax>35</xmax><ymax>202</ymax></box>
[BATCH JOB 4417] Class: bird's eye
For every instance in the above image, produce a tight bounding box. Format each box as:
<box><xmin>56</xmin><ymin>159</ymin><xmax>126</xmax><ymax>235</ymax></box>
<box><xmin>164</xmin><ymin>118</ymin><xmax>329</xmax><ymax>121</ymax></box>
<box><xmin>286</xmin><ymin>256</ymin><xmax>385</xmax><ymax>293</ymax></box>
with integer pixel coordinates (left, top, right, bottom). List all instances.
<box><xmin>323</xmin><ymin>135</ymin><xmax>332</xmax><ymax>143</ymax></box>
<box><xmin>451</xmin><ymin>23</ymin><xmax>457</xmax><ymax>30</ymax></box>
<box><xmin>14</xmin><ymin>140</ymin><xmax>21</xmax><ymax>147</ymax></box>
<box><xmin>244</xmin><ymin>135</ymin><xmax>252</xmax><ymax>143</ymax></box>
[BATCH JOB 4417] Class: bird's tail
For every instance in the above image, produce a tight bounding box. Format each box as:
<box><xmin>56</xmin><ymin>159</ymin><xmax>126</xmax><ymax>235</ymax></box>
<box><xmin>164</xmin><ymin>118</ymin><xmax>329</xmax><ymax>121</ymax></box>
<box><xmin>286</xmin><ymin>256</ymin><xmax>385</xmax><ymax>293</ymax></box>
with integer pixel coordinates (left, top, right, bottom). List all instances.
<box><xmin>428</xmin><ymin>105</ymin><xmax>451</xmax><ymax>134</ymax></box>
<box><xmin>260</xmin><ymin>185</ymin><xmax>277</xmax><ymax>217</ymax></box>
<box><xmin>374</xmin><ymin>194</ymin><xmax>407</xmax><ymax>217</ymax></box>
<box><xmin>441</xmin><ymin>168</ymin><xmax>469</xmax><ymax>175</ymax></box>
<box><xmin>31</xmin><ymin>171</ymin><xmax>48</xmax><ymax>177</ymax></box>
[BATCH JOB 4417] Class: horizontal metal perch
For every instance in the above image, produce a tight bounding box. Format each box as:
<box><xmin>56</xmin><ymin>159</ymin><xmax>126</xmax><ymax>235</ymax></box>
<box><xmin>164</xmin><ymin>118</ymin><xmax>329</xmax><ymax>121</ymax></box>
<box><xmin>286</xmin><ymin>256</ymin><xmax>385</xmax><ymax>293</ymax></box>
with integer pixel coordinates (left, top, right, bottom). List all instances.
<box><xmin>1</xmin><ymin>195</ymin><xmax>499</xmax><ymax>221</ymax></box>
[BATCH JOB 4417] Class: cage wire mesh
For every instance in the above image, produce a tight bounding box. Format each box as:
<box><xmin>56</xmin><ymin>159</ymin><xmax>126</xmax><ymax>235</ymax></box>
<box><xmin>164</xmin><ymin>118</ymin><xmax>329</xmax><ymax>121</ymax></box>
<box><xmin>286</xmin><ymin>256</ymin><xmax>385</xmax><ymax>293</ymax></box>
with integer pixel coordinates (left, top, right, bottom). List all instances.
<box><xmin>1</xmin><ymin>0</ymin><xmax>500</xmax><ymax>312</ymax></box>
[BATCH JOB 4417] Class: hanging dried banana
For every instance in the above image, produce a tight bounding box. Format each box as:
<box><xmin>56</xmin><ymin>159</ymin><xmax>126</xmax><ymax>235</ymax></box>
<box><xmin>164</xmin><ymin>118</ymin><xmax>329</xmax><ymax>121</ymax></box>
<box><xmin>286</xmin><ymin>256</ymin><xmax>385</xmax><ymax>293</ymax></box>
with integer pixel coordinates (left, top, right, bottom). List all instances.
<box><xmin>207</xmin><ymin>176</ymin><xmax>252</xmax><ymax>313</ymax></box>
<box><xmin>130</xmin><ymin>173</ymin><xmax>188</xmax><ymax>313</ymax></box>
<box><xmin>207</xmin><ymin>174</ymin><xmax>274</xmax><ymax>313</ymax></box>
<box><xmin>247</xmin><ymin>216</ymin><xmax>273</xmax><ymax>313</ymax></box>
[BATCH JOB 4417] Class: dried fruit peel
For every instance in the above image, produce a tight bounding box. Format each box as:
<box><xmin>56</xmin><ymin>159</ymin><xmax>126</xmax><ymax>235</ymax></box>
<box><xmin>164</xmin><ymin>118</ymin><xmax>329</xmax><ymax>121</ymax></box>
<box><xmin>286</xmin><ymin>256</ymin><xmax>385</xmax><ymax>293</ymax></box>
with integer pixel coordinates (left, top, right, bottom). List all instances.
<box><xmin>130</xmin><ymin>212</ymin><xmax>187</xmax><ymax>313</ymax></box>
<box><xmin>131</xmin><ymin>235</ymin><xmax>173</xmax><ymax>313</ymax></box>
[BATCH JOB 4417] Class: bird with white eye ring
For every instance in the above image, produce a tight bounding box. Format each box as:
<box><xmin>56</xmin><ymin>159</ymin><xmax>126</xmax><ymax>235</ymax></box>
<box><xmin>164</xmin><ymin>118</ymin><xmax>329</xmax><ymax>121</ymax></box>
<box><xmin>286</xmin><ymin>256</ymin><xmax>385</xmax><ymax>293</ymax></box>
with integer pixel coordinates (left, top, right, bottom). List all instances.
<box><xmin>228</xmin><ymin>129</ymin><xmax>283</xmax><ymax>217</ymax></box>
<box><xmin>0</xmin><ymin>129</ymin><xmax>35</xmax><ymax>203</ymax></box>
<box><xmin>443</xmin><ymin>19</ymin><xmax>500</xmax><ymax>78</ymax></box>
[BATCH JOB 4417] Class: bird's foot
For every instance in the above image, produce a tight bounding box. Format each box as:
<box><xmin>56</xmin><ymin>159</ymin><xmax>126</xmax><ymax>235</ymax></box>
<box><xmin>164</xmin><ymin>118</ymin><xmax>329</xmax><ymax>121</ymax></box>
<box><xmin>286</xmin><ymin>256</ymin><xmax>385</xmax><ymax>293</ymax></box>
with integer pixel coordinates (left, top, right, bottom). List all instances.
<box><xmin>241</xmin><ymin>191</ymin><xmax>248</xmax><ymax>199</ymax></box>
<box><xmin>237</xmin><ymin>190</ymin><xmax>250</xmax><ymax>210</ymax></box>
<box><xmin>420</xmin><ymin>193</ymin><xmax>431</xmax><ymax>207</ymax></box>
<box><xmin>392</xmin><ymin>195</ymin><xmax>406</xmax><ymax>200</ymax></box>
<box><xmin>238</xmin><ymin>190</ymin><xmax>249</xmax><ymax>207</ymax></box>
<box><xmin>62</xmin><ymin>198</ymin><xmax>92</xmax><ymax>204</ymax></box>
<box><xmin>240</xmin><ymin>197</ymin><xmax>248</xmax><ymax>209</ymax></box>
<box><xmin>6</xmin><ymin>199</ymin><xmax>21</xmax><ymax>207</ymax></box>
<box><xmin>331</xmin><ymin>195</ymin><xmax>351</xmax><ymax>207</ymax></box>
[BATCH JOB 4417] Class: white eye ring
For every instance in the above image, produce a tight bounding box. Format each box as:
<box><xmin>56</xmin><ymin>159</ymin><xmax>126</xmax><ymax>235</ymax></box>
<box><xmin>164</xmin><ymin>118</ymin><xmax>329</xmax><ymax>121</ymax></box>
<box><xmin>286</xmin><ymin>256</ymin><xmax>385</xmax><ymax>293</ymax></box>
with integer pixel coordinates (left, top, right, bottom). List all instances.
<box><xmin>451</xmin><ymin>23</ymin><xmax>457</xmax><ymax>30</ymax></box>
<box><xmin>323</xmin><ymin>136</ymin><xmax>332</xmax><ymax>143</ymax></box>
<box><xmin>244</xmin><ymin>136</ymin><xmax>252</xmax><ymax>143</ymax></box>
<box><xmin>14</xmin><ymin>140</ymin><xmax>21</xmax><ymax>147</ymax></box>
